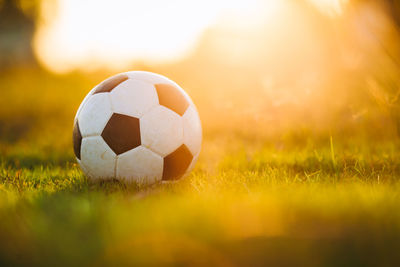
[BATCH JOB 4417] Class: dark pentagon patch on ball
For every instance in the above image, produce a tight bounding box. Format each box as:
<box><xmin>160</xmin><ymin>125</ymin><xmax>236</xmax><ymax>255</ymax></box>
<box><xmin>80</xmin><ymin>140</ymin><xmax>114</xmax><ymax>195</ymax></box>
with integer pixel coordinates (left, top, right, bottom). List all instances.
<box><xmin>93</xmin><ymin>74</ymin><xmax>129</xmax><ymax>94</ymax></box>
<box><xmin>162</xmin><ymin>144</ymin><xmax>193</xmax><ymax>181</ymax></box>
<box><xmin>72</xmin><ymin>120</ymin><xmax>82</xmax><ymax>160</ymax></box>
<box><xmin>101</xmin><ymin>113</ymin><xmax>141</xmax><ymax>155</ymax></box>
<box><xmin>155</xmin><ymin>83</ymin><xmax>189</xmax><ymax>116</ymax></box>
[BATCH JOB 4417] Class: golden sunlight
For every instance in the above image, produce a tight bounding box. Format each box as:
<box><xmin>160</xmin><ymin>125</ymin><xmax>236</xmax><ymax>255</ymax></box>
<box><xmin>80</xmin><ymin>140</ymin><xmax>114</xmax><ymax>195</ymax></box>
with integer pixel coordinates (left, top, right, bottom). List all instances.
<box><xmin>33</xmin><ymin>0</ymin><xmax>265</xmax><ymax>73</ymax></box>
<box><xmin>307</xmin><ymin>0</ymin><xmax>348</xmax><ymax>17</ymax></box>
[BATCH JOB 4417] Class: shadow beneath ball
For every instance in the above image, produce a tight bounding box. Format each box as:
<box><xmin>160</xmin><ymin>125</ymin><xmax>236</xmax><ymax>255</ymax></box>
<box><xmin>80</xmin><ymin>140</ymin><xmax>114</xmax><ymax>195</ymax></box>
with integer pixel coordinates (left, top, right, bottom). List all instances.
<box><xmin>88</xmin><ymin>178</ymin><xmax>134</xmax><ymax>194</ymax></box>
<box><xmin>88</xmin><ymin>178</ymin><xmax>163</xmax><ymax>196</ymax></box>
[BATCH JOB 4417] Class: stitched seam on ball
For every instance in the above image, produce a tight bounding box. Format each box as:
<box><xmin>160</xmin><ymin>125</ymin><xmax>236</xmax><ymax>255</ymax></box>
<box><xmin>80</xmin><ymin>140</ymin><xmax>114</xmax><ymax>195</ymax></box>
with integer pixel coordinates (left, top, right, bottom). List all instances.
<box><xmin>141</xmin><ymin>144</ymin><xmax>164</xmax><ymax>158</ymax></box>
<box><xmin>107</xmin><ymin>92</ymin><xmax>116</xmax><ymax>113</ymax></box>
<box><xmin>138</xmin><ymin>103</ymin><xmax>159</xmax><ymax>119</ymax></box>
<box><xmin>81</xmin><ymin>133</ymin><xmax>102</xmax><ymax>139</ymax></box>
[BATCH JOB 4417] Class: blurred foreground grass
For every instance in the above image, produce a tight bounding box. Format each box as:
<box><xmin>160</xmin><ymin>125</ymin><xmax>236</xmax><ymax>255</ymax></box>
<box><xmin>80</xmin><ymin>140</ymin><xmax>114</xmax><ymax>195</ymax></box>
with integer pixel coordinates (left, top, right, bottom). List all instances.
<box><xmin>1</xmin><ymin>142</ymin><xmax>400</xmax><ymax>266</ymax></box>
<box><xmin>1</xmin><ymin>68</ymin><xmax>400</xmax><ymax>266</ymax></box>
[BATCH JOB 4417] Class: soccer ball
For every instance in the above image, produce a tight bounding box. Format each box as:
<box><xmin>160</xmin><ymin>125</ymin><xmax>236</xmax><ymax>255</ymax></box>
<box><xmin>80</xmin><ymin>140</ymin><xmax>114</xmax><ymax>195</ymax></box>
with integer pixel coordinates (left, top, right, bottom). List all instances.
<box><xmin>72</xmin><ymin>71</ymin><xmax>202</xmax><ymax>184</ymax></box>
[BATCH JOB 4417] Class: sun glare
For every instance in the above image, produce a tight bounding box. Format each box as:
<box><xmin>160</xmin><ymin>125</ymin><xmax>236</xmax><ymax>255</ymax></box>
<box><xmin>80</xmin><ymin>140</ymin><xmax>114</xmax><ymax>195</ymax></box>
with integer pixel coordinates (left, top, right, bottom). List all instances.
<box><xmin>33</xmin><ymin>0</ymin><xmax>342</xmax><ymax>73</ymax></box>
<box><xmin>33</xmin><ymin>0</ymin><xmax>265</xmax><ymax>73</ymax></box>
<box><xmin>307</xmin><ymin>0</ymin><xmax>348</xmax><ymax>17</ymax></box>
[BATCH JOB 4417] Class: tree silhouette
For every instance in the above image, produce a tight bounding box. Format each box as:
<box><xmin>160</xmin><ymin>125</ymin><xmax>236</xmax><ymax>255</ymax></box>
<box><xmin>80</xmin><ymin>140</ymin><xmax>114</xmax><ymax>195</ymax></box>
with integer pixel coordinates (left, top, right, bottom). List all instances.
<box><xmin>0</xmin><ymin>0</ymin><xmax>40</xmax><ymax>67</ymax></box>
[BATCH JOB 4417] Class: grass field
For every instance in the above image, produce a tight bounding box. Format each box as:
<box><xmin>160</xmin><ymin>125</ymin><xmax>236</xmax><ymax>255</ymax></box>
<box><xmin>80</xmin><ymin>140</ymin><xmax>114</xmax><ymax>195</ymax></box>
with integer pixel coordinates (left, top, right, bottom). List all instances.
<box><xmin>1</xmin><ymin>68</ymin><xmax>400</xmax><ymax>266</ymax></box>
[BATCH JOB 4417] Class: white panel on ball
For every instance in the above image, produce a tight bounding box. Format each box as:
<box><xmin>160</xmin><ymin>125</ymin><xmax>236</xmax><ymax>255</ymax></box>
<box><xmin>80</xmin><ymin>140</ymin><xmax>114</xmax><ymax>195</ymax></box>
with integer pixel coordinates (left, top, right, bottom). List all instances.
<box><xmin>74</xmin><ymin>92</ymin><xmax>92</xmax><ymax>123</ymax></box>
<box><xmin>73</xmin><ymin>84</ymin><xmax>99</xmax><ymax>123</ymax></box>
<box><xmin>110</xmin><ymin>79</ymin><xmax>159</xmax><ymax>118</ymax></box>
<box><xmin>140</xmin><ymin>105</ymin><xmax>183</xmax><ymax>157</ymax></box>
<box><xmin>78</xmin><ymin>93</ymin><xmax>113</xmax><ymax>137</ymax></box>
<box><xmin>125</xmin><ymin>71</ymin><xmax>176</xmax><ymax>86</ymax></box>
<box><xmin>125</xmin><ymin>71</ymin><xmax>194</xmax><ymax>106</ymax></box>
<box><xmin>182</xmin><ymin>106</ymin><xmax>202</xmax><ymax>156</ymax></box>
<box><xmin>116</xmin><ymin>146</ymin><xmax>163</xmax><ymax>184</ymax></box>
<box><xmin>80</xmin><ymin>136</ymin><xmax>116</xmax><ymax>179</ymax></box>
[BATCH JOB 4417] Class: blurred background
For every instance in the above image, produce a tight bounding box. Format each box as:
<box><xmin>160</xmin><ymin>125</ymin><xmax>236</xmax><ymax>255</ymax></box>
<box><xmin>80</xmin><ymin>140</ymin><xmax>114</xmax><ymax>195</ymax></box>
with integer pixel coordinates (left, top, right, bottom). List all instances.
<box><xmin>1</xmin><ymin>0</ymin><xmax>400</xmax><ymax>163</ymax></box>
<box><xmin>3</xmin><ymin>1</ymin><xmax>400</xmax><ymax>266</ymax></box>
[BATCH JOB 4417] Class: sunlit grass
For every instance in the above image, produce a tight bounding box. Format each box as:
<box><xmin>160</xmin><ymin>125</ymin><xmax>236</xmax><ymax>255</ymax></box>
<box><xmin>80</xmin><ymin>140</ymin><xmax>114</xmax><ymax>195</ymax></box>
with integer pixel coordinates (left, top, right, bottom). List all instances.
<box><xmin>1</xmin><ymin>67</ymin><xmax>400</xmax><ymax>265</ymax></box>
<box><xmin>1</xmin><ymin>134</ymin><xmax>400</xmax><ymax>265</ymax></box>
